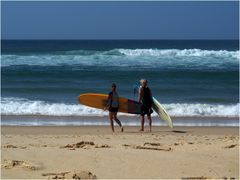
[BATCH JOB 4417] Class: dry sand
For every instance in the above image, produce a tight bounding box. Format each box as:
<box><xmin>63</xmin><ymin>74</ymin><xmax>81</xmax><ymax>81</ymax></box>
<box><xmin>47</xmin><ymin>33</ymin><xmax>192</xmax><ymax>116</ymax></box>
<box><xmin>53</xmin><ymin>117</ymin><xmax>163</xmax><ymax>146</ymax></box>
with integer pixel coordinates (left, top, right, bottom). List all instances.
<box><xmin>1</xmin><ymin>126</ymin><xmax>239</xmax><ymax>179</ymax></box>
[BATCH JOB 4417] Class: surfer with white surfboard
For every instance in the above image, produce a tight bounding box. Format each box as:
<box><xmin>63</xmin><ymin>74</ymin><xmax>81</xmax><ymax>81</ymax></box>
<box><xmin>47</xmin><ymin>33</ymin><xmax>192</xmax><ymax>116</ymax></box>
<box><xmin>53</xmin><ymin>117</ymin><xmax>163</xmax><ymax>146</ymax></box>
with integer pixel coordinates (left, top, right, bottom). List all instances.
<box><xmin>138</xmin><ymin>79</ymin><xmax>154</xmax><ymax>132</ymax></box>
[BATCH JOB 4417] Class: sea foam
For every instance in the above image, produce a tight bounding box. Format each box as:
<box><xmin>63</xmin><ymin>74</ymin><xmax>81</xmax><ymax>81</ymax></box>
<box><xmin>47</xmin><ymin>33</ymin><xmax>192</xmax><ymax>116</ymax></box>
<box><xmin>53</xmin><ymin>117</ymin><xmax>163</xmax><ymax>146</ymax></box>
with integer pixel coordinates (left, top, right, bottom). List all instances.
<box><xmin>1</xmin><ymin>97</ymin><xmax>239</xmax><ymax>117</ymax></box>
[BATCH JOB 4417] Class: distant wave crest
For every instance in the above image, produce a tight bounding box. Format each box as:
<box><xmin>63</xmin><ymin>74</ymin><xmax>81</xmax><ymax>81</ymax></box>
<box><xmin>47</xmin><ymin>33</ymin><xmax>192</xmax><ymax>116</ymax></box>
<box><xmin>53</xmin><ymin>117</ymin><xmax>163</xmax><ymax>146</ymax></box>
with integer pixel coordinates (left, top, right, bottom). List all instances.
<box><xmin>118</xmin><ymin>49</ymin><xmax>240</xmax><ymax>58</ymax></box>
<box><xmin>1</xmin><ymin>48</ymin><xmax>239</xmax><ymax>67</ymax></box>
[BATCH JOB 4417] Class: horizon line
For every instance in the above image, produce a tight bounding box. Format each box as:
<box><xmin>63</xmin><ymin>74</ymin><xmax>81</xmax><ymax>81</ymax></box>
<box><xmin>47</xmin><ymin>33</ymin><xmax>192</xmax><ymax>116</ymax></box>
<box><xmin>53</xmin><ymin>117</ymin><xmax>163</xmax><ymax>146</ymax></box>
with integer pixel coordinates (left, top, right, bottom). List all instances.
<box><xmin>1</xmin><ymin>39</ymin><xmax>239</xmax><ymax>41</ymax></box>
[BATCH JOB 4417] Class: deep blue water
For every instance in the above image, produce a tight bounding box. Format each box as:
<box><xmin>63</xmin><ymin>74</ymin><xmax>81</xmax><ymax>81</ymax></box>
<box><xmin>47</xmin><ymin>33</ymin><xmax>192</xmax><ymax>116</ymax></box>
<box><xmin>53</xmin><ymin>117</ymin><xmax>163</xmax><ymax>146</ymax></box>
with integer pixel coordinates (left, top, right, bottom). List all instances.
<box><xmin>1</xmin><ymin>40</ymin><xmax>239</xmax><ymax>118</ymax></box>
<box><xmin>2</xmin><ymin>40</ymin><xmax>239</xmax><ymax>53</ymax></box>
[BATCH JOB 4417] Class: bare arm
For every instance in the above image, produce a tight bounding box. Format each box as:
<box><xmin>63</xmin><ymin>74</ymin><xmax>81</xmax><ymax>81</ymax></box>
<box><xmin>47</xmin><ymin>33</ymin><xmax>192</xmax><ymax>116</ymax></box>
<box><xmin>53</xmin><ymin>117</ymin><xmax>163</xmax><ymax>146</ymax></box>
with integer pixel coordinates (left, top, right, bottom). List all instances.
<box><xmin>104</xmin><ymin>93</ymin><xmax>112</xmax><ymax>110</ymax></box>
<box><xmin>138</xmin><ymin>87</ymin><xmax>143</xmax><ymax>102</ymax></box>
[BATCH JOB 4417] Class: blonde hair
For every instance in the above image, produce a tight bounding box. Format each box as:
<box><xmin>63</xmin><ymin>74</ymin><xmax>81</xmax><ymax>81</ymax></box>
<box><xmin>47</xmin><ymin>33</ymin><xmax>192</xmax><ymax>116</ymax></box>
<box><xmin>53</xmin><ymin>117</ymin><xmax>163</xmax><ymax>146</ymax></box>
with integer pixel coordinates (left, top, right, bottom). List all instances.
<box><xmin>140</xmin><ymin>79</ymin><xmax>147</xmax><ymax>87</ymax></box>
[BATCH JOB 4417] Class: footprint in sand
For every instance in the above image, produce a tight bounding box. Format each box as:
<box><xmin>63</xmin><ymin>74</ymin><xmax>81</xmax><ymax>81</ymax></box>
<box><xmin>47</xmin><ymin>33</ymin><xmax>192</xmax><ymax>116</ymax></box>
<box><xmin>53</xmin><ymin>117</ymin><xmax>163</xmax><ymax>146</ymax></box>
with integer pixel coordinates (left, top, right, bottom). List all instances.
<box><xmin>94</xmin><ymin>144</ymin><xmax>111</xmax><ymax>148</ymax></box>
<box><xmin>60</xmin><ymin>141</ymin><xmax>111</xmax><ymax>150</ymax></box>
<box><xmin>172</xmin><ymin>130</ymin><xmax>187</xmax><ymax>134</ymax></box>
<box><xmin>1</xmin><ymin>159</ymin><xmax>42</xmax><ymax>170</ymax></box>
<box><xmin>42</xmin><ymin>170</ymin><xmax>97</xmax><ymax>179</ymax></box>
<box><xmin>135</xmin><ymin>145</ymin><xmax>171</xmax><ymax>151</ymax></box>
<box><xmin>143</xmin><ymin>142</ymin><xmax>161</xmax><ymax>146</ymax></box>
<box><xmin>60</xmin><ymin>141</ymin><xmax>95</xmax><ymax>149</ymax></box>
<box><xmin>224</xmin><ymin>144</ymin><xmax>238</xmax><ymax>149</ymax></box>
<box><xmin>123</xmin><ymin>142</ymin><xmax>171</xmax><ymax>151</ymax></box>
<box><xmin>3</xmin><ymin>144</ymin><xmax>18</xmax><ymax>148</ymax></box>
<box><xmin>3</xmin><ymin>144</ymin><xmax>27</xmax><ymax>149</ymax></box>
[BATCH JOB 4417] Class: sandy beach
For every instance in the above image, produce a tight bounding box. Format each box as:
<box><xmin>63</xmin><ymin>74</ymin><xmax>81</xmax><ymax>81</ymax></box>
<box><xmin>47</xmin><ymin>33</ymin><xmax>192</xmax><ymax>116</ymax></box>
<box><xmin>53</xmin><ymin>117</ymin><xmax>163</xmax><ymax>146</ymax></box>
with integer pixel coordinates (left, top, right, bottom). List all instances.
<box><xmin>1</xmin><ymin>125</ymin><xmax>239</xmax><ymax>179</ymax></box>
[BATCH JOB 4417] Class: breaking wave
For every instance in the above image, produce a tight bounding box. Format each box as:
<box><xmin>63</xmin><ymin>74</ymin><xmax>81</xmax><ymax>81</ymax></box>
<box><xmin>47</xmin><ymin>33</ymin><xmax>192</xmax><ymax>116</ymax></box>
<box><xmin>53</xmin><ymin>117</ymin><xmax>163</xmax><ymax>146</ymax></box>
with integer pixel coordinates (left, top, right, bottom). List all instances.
<box><xmin>1</xmin><ymin>97</ymin><xmax>239</xmax><ymax>118</ymax></box>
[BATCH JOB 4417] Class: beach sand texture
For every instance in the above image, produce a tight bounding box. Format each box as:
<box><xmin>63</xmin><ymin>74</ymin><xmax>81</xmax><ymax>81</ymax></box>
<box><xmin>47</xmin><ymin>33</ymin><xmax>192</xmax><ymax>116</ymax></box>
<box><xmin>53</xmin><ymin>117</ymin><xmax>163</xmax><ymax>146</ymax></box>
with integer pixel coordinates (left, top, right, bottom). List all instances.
<box><xmin>1</xmin><ymin>126</ymin><xmax>239</xmax><ymax>179</ymax></box>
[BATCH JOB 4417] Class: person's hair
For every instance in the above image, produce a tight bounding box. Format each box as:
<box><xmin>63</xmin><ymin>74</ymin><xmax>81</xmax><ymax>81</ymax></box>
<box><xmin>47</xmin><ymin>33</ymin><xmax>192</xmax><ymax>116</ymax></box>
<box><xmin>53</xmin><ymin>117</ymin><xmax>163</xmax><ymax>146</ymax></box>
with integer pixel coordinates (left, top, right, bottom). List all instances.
<box><xmin>140</xmin><ymin>79</ymin><xmax>147</xmax><ymax>86</ymax></box>
<box><xmin>112</xmin><ymin>83</ymin><xmax>116</xmax><ymax>87</ymax></box>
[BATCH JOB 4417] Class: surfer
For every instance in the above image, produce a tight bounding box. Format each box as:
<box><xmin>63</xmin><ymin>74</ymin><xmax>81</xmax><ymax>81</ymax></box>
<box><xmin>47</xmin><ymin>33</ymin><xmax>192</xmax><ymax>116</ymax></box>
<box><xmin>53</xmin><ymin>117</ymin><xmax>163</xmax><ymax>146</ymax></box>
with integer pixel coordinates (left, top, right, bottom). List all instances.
<box><xmin>104</xmin><ymin>83</ymin><xmax>124</xmax><ymax>133</ymax></box>
<box><xmin>138</xmin><ymin>79</ymin><xmax>153</xmax><ymax>132</ymax></box>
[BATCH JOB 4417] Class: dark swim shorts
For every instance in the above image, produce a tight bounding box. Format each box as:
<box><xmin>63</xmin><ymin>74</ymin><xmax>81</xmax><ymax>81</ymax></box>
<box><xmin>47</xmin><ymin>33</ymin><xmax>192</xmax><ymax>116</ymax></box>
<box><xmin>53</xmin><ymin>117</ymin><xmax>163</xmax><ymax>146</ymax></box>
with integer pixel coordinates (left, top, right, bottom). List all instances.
<box><xmin>141</xmin><ymin>105</ymin><xmax>153</xmax><ymax>116</ymax></box>
<box><xmin>109</xmin><ymin>107</ymin><xmax>119</xmax><ymax>113</ymax></box>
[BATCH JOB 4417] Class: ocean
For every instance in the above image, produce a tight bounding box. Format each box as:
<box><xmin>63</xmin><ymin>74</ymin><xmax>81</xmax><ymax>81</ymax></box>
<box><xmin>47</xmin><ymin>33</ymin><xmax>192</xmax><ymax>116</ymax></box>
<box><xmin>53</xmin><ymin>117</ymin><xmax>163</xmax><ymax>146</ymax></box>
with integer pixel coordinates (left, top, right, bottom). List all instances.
<box><xmin>1</xmin><ymin>40</ymin><xmax>239</xmax><ymax>126</ymax></box>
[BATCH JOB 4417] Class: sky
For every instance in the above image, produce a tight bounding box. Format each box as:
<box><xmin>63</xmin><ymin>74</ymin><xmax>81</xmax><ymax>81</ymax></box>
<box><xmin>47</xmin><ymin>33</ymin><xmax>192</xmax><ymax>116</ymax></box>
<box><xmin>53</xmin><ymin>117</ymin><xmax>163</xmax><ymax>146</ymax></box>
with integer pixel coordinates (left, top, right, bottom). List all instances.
<box><xmin>1</xmin><ymin>1</ymin><xmax>239</xmax><ymax>40</ymax></box>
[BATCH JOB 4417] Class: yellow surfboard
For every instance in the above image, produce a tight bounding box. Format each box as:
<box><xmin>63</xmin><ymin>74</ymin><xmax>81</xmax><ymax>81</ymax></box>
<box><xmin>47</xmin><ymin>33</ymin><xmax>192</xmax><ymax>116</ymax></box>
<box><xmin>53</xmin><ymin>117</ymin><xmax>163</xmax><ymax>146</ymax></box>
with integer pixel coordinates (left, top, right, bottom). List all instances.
<box><xmin>78</xmin><ymin>93</ymin><xmax>142</xmax><ymax>114</ymax></box>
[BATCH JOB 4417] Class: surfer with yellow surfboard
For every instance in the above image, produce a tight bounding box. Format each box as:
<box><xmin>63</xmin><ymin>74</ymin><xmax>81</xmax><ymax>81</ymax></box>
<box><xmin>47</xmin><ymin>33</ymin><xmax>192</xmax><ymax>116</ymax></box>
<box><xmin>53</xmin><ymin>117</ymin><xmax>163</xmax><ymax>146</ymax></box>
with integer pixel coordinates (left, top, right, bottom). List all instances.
<box><xmin>78</xmin><ymin>81</ymin><xmax>173</xmax><ymax>130</ymax></box>
<box><xmin>103</xmin><ymin>83</ymin><xmax>124</xmax><ymax>133</ymax></box>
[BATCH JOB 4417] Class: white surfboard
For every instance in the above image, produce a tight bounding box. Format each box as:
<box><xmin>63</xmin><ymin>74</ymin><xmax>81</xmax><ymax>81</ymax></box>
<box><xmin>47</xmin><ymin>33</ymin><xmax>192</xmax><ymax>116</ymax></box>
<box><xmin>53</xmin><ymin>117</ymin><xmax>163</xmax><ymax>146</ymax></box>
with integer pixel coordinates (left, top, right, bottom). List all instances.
<box><xmin>152</xmin><ymin>97</ymin><xmax>173</xmax><ymax>128</ymax></box>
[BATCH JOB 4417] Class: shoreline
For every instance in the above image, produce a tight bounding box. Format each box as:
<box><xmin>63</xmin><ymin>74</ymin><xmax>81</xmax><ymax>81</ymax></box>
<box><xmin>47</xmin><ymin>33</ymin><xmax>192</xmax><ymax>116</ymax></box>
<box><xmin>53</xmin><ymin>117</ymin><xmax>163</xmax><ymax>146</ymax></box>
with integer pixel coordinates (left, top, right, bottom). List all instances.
<box><xmin>1</xmin><ymin>115</ymin><xmax>239</xmax><ymax>127</ymax></box>
<box><xmin>2</xmin><ymin>114</ymin><xmax>239</xmax><ymax>119</ymax></box>
<box><xmin>1</xmin><ymin>125</ymin><xmax>239</xmax><ymax>135</ymax></box>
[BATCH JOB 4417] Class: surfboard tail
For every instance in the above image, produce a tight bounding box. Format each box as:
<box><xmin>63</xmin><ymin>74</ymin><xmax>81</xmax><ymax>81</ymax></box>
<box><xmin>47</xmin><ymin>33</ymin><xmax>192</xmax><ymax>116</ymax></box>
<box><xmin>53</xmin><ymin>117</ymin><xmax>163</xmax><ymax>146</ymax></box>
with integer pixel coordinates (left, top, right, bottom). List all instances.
<box><xmin>153</xmin><ymin>97</ymin><xmax>173</xmax><ymax>128</ymax></box>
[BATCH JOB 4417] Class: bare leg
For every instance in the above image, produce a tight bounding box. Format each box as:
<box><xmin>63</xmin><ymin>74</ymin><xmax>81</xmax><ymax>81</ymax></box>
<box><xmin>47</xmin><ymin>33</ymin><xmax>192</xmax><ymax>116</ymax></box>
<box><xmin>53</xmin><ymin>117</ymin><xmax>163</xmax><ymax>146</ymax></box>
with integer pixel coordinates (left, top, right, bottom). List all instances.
<box><xmin>113</xmin><ymin>113</ymin><xmax>123</xmax><ymax>132</ymax></box>
<box><xmin>109</xmin><ymin>112</ymin><xmax>114</xmax><ymax>132</ymax></box>
<box><xmin>140</xmin><ymin>115</ymin><xmax>144</xmax><ymax>131</ymax></box>
<box><xmin>147</xmin><ymin>115</ymin><xmax>152</xmax><ymax>132</ymax></box>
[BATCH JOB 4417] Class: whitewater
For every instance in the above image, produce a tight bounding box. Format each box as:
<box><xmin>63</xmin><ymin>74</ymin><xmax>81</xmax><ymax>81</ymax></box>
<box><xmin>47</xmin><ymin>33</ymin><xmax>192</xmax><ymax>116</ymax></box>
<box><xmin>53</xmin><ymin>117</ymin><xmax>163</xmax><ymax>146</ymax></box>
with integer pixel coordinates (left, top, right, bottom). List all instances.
<box><xmin>1</xmin><ymin>97</ymin><xmax>239</xmax><ymax>118</ymax></box>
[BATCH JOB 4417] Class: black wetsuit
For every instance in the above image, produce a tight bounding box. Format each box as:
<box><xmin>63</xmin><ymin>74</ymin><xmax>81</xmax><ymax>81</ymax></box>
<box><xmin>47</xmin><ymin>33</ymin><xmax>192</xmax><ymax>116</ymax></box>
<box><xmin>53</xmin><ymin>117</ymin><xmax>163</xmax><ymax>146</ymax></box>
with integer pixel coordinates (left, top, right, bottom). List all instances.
<box><xmin>140</xmin><ymin>86</ymin><xmax>153</xmax><ymax>116</ymax></box>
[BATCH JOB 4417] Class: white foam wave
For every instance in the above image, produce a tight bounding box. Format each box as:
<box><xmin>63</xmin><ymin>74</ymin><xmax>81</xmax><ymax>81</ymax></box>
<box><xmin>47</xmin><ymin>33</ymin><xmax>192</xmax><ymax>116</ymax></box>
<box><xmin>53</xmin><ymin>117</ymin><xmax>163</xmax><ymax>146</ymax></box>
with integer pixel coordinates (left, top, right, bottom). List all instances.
<box><xmin>1</xmin><ymin>49</ymin><xmax>239</xmax><ymax>67</ymax></box>
<box><xmin>1</xmin><ymin>97</ymin><xmax>107</xmax><ymax>116</ymax></box>
<box><xmin>1</xmin><ymin>97</ymin><xmax>239</xmax><ymax>117</ymax></box>
<box><xmin>164</xmin><ymin>103</ymin><xmax>239</xmax><ymax>117</ymax></box>
<box><xmin>118</xmin><ymin>49</ymin><xmax>240</xmax><ymax>59</ymax></box>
